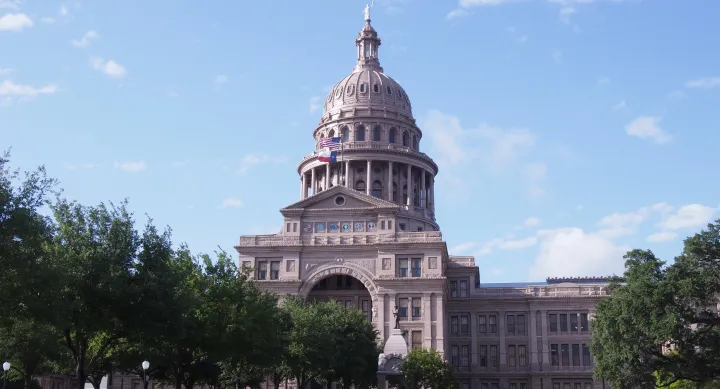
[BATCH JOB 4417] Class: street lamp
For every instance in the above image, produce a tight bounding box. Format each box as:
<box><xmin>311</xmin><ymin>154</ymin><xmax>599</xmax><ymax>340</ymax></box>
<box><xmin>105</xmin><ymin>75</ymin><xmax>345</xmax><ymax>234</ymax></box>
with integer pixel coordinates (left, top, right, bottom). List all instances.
<box><xmin>141</xmin><ymin>361</ymin><xmax>150</xmax><ymax>389</ymax></box>
<box><xmin>2</xmin><ymin>362</ymin><xmax>10</xmax><ymax>389</ymax></box>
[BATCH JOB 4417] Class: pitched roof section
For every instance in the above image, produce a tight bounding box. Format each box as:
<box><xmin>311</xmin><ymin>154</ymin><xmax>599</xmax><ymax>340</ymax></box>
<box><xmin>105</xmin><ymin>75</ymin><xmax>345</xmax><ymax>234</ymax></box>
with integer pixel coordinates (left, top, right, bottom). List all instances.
<box><xmin>281</xmin><ymin>185</ymin><xmax>402</xmax><ymax>211</ymax></box>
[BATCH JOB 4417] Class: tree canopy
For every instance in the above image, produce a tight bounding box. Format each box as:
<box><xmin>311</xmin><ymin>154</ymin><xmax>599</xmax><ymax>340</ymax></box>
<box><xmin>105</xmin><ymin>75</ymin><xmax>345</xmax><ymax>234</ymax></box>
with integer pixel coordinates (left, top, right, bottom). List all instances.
<box><xmin>591</xmin><ymin>219</ymin><xmax>720</xmax><ymax>389</ymax></box>
<box><xmin>402</xmin><ymin>348</ymin><xmax>457</xmax><ymax>389</ymax></box>
<box><xmin>0</xmin><ymin>154</ymin><xmax>383</xmax><ymax>389</ymax></box>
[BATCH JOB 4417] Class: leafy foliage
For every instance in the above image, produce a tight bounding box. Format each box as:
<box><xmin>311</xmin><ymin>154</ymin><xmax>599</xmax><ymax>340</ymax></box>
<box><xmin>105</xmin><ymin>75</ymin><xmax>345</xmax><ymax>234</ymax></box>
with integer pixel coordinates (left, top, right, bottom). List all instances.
<box><xmin>591</xmin><ymin>219</ymin><xmax>720</xmax><ymax>389</ymax></box>
<box><xmin>402</xmin><ymin>348</ymin><xmax>457</xmax><ymax>389</ymax></box>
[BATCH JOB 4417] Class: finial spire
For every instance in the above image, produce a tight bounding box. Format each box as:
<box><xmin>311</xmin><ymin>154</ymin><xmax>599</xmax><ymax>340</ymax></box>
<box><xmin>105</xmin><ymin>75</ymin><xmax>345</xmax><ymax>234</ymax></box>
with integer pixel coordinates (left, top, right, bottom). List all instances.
<box><xmin>364</xmin><ymin>3</ymin><xmax>371</xmax><ymax>21</ymax></box>
<box><xmin>353</xmin><ymin>2</ymin><xmax>383</xmax><ymax>73</ymax></box>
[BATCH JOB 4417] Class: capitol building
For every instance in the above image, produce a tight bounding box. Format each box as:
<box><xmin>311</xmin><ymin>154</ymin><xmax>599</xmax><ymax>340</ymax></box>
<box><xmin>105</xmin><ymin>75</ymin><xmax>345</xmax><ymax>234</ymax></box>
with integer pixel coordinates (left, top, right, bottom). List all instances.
<box><xmin>236</xmin><ymin>8</ymin><xmax>610</xmax><ymax>389</ymax></box>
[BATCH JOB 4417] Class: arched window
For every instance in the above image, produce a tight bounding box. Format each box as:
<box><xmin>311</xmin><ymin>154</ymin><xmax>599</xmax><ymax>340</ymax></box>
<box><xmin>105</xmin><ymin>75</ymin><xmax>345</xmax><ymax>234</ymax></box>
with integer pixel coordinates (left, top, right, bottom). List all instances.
<box><xmin>412</xmin><ymin>135</ymin><xmax>418</xmax><ymax>150</ymax></box>
<box><xmin>373</xmin><ymin>126</ymin><xmax>381</xmax><ymax>141</ymax></box>
<box><xmin>355</xmin><ymin>180</ymin><xmax>366</xmax><ymax>192</ymax></box>
<box><xmin>356</xmin><ymin>125</ymin><xmax>366</xmax><ymax>142</ymax></box>
<box><xmin>372</xmin><ymin>180</ymin><xmax>382</xmax><ymax>198</ymax></box>
<box><xmin>402</xmin><ymin>131</ymin><xmax>409</xmax><ymax>147</ymax></box>
<box><xmin>373</xmin><ymin>84</ymin><xmax>380</xmax><ymax>93</ymax></box>
<box><xmin>340</xmin><ymin>126</ymin><xmax>349</xmax><ymax>142</ymax></box>
<box><xmin>329</xmin><ymin>129</ymin><xmax>335</xmax><ymax>138</ymax></box>
<box><xmin>389</xmin><ymin>128</ymin><xmax>396</xmax><ymax>143</ymax></box>
<box><xmin>359</xmin><ymin>83</ymin><xmax>367</xmax><ymax>93</ymax></box>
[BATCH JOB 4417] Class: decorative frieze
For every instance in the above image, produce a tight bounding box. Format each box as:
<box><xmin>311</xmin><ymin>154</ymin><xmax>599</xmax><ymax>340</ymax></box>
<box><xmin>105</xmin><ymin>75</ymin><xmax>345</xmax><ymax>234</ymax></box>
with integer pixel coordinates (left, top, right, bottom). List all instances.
<box><xmin>238</xmin><ymin>231</ymin><xmax>443</xmax><ymax>247</ymax></box>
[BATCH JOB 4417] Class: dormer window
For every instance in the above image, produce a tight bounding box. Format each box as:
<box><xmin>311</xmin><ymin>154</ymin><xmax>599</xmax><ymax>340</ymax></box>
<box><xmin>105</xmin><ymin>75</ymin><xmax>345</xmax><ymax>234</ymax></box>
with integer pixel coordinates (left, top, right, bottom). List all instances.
<box><xmin>387</xmin><ymin>86</ymin><xmax>392</xmax><ymax>94</ymax></box>
<box><xmin>373</xmin><ymin>84</ymin><xmax>380</xmax><ymax>93</ymax></box>
<box><xmin>335</xmin><ymin>88</ymin><xmax>342</xmax><ymax>98</ymax></box>
<box><xmin>359</xmin><ymin>83</ymin><xmax>367</xmax><ymax>93</ymax></box>
<box><xmin>346</xmin><ymin>85</ymin><xmax>355</xmax><ymax>95</ymax></box>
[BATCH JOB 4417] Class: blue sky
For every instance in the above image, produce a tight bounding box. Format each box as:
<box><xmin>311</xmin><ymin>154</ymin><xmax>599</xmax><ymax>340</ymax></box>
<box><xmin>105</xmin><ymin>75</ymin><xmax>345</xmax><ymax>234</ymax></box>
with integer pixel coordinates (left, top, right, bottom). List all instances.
<box><xmin>2</xmin><ymin>0</ymin><xmax>718</xmax><ymax>282</ymax></box>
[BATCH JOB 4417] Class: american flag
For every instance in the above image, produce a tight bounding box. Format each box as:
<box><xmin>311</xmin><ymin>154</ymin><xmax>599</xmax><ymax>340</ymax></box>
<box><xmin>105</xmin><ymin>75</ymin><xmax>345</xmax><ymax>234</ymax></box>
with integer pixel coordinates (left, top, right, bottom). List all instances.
<box><xmin>319</xmin><ymin>137</ymin><xmax>341</xmax><ymax>148</ymax></box>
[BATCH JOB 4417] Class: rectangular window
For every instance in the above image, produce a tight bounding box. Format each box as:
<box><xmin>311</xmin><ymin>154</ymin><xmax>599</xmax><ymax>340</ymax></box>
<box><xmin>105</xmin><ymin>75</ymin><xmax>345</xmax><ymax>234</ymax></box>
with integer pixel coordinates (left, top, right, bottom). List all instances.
<box><xmin>517</xmin><ymin>315</ymin><xmax>526</xmax><ymax>334</ymax></box>
<box><xmin>381</xmin><ymin>220</ymin><xmax>386</xmax><ymax>230</ymax></box>
<box><xmin>459</xmin><ymin>280</ymin><xmax>468</xmax><ymax>297</ymax></box>
<box><xmin>510</xmin><ymin>384</ymin><xmax>516</xmax><ymax>389</ymax></box>
<box><xmin>561</xmin><ymin>344</ymin><xmax>570</xmax><ymax>366</ymax></box>
<box><xmin>412</xmin><ymin>298</ymin><xmax>421</xmax><ymax>319</ymax></box>
<box><xmin>461</xmin><ymin>345</ymin><xmax>470</xmax><ymax>369</ymax></box>
<box><xmin>451</xmin><ymin>345</ymin><xmax>459</xmax><ymax>367</ymax></box>
<box><xmin>450</xmin><ymin>281</ymin><xmax>458</xmax><ymax>298</ymax></box>
<box><xmin>519</xmin><ymin>345</ymin><xmax>527</xmax><ymax>367</ymax></box>
<box><xmin>553</xmin><ymin>384</ymin><xmax>560</xmax><ymax>389</ymax></box>
<box><xmin>560</xmin><ymin>314</ymin><xmax>568</xmax><ymax>332</ymax></box>
<box><xmin>293</xmin><ymin>223</ymin><xmax>297</xmax><ymax>232</ymax></box>
<box><xmin>564</xmin><ymin>384</ymin><xmax>571</xmax><ymax>389</ymax></box>
<box><xmin>460</xmin><ymin>315</ymin><xmax>469</xmax><ymax>334</ymax></box>
<box><xmin>463</xmin><ymin>383</ymin><xmax>469</xmax><ymax>389</ymax></box>
<box><xmin>257</xmin><ymin>261</ymin><xmax>267</xmax><ymax>280</ymax></box>
<box><xmin>411</xmin><ymin>258</ymin><xmax>422</xmax><ymax>277</ymax></box>
<box><xmin>572</xmin><ymin>344</ymin><xmax>580</xmax><ymax>366</ymax></box>
<box><xmin>286</xmin><ymin>223</ymin><xmax>291</xmax><ymax>232</ymax></box>
<box><xmin>585</xmin><ymin>384</ymin><xmax>593</xmax><ymax>389</ymax></box>
<box><xmin>571</xmin><ymin>314</ymin><xmax>579</xmax><ymax>332</ymax></box>
<box><xmin>412</xmin><ymin>331</ymin><xmax>422</xmax><ymax>350</ymax></box>
<box><xmin>507</xmin><ymin>315</ymin><xmax>515</xmax><ymax>334</ymax></box>
<box><xmin>270</xmin><ymin>261</ymin><xmax>280</xmax><ymax>280</ymax></box>
<box><xmin>479</xmin><ymin>345</ymin><xmax>487</xmax><ymax>367</ymax></box>
<box><xmin>551</xmin><ymin>344</ymin><xmax>559</xmax><ymax>366</ymax></box>
<box><xmin>489</xmin><ymin>315</ymin><xmax>497</xmax><ymax>333</ymax></box>
<box><xmin>451</xmin><ymin>316</ymin><xmax>459</xmax><ymax>335</ymax></box>
<box><xmin>361</xmin><ymin>300</ymin><xmax>370</xmax><ymax>321</ymax></box>
<box><xmin>581</xmin><ymin>313</ymin><xmax>589</xmax><ymax>332</ymax></box>
<box><xmin>478</xmin><ymin>315</ymin><xmax>487</xmax><ymax>333</ymax></box>
<box><xmin>575</xmin><ymin>384</ymin><xmax>581</xmax><ymax>389</ymax></box>
<box><xmin>582</xmin><ymin>344</ymin><xmax>591</xmax><ymax>366</ymax></box>
<box><xmin>388</xmin><ymin>220</ymin><xmax>393</xmax><ymax>230</ymax></box>
<box><xmin>491</xmin><ymin>384</ymin><xmax>498</xmax><ymax>389</ymax></box>
<box><xmin>399</xmin><ymin>223</ymin><xmax>405</xmax><ymax>231</ymax></box>
<box><xmin>399</xmin><ymin>298</ymin><xmax>409</xmax><ymax>319</ymax></box>
<box><xmin>549</xmin><ymin>314</ymin><xmax>558</xmax><ymax>332</ymax></box>
<box><xmin>344</xmin><ymin>299</ymin><xmax>353</xmax><ymax>308</ymax></box>
<box><xmin>508</xmin><ymin>345</ymin><xmax>516</xmax><ymax>367</ymax></box>
<box><xmin>489</xmin><ymin>345</ymin><xmax>498</xmax><ymax>367</ymax></box>
<box><xmin>398</xmin><ymin>258</ymin><xmax>409</xmax><ymax>277</ymax></box>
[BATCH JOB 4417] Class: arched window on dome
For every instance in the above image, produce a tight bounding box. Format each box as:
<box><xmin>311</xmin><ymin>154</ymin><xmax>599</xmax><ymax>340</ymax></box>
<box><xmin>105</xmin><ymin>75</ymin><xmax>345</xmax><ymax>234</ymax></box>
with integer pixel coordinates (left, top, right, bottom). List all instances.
<box><xmin>373</xmin><ymin>126</ymin><xmax>381</xmax><ymax>142</ymax></box>
<box><xmin>329</xmin><ymin>129</ymin><xmax>335</xmax><ymax>138</ymax></box>
<box><xmin>359</xmin><ymin>83</ymin><xmax>367</xmax><ymax>94</ymax></box>
<box><xmin>386</xmin><ymin>86</ymin><xmax>393</xmax><ymax>95</ymax></box>
<box><xmin>340</xmin><ymin>126</ymin><xmax>349</xmax><ymax>142</ymax></box>
<box><xmin>356</xmin><ymin>125</ymin><xmax>366</xmax><ymax>142</ymax></box>
<box><xmin>371</xmin><ymin>180</ymin><xmax>382</xmax><ymax>199</ymax></box>
<box><xmin>355</xmin><ymin>180</ymin><xmax>366</xmax><ymax>192</ymax></box>
<box><xmin>373</xmin><ymin>84</ymin><xmax>380</xmax><ymax>93</ymax></box>
<box><xmin>402</xmin><ymin>131</ymin><xmax>409</xmax><ymax>147</ymax></box>
<box><xmin>412</xmin><ymin>135</ymin><xmax>418</xmax><ymax>150</ymax></box>
<box><xmin>389</xmin><ymin>128</ymin><xmax>396</xmax><ymax>144</ymax></box>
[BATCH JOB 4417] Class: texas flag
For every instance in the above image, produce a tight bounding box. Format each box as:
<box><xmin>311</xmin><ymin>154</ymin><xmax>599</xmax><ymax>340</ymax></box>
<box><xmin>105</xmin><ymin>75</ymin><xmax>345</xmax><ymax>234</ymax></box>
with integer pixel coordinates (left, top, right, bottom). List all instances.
<box><xmin>318</xmin><ymin>148</ymin><xmax>337</xmax><ymax>163</ymax></box>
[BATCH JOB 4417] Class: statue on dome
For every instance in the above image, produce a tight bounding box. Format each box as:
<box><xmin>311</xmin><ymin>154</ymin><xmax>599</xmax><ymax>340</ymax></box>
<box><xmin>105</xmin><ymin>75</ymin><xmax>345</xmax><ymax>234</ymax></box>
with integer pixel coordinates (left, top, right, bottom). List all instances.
<box><xmin>364</xmin><ymin>3</ymin><xmax>371</xmax><ymax>21</ymax></box>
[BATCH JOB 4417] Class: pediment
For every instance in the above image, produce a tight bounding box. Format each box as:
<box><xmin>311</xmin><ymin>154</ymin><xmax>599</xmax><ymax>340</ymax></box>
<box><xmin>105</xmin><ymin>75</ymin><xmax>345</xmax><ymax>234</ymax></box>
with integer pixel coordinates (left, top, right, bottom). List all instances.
<box><xmin>281</xmin><ymin>186</ymin><xmax>401</xmax><ymax>214</ymax></box>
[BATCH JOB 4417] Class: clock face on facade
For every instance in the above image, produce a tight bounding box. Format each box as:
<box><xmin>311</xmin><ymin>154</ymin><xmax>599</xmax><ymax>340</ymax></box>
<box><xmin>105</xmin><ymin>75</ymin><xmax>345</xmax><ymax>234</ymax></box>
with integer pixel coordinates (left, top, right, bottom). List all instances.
<box><xmin>367</xmin><ymin>222</ymin><xmax>376</xmax><ymax>232</ymax></box>
<box><xmin>354</xmin><ymin>222</ymin><xmax>364</xmax><ymax>232</ymax></box>
<box><xmin>328</xmin><ymin>222</ymin><xmax>339</xmax><ymax>233</ymax></box>
<box><xmin>341</xmin><ymin>223</ymin><xmax>351</xmax><ymax>232</ymax></box>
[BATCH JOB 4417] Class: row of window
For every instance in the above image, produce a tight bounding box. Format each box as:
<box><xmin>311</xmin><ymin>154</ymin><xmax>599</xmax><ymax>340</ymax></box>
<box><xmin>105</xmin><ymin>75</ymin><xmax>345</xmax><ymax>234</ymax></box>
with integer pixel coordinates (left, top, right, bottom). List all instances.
<box><xmin>256</xmin><ymin>260</ymin><xmax>280</xmax><ymax>280</ymax></box>
<box><xmin>397</xmin><ymin>297</ymin><xmax>422</xmax><ymax>320</ymax></box>
<box><xmin>403</xmin><ymin>330</ymin><xmax>423</xmax><ymax>350</ymax></box>
<box><xmin>397</xmin><ymin>258</ymin><xmax>422</xmax><ymax>278</ymax></box>
<box><xmin>319</xmin><ymin>126</ymin><xmax>419</xmax><ymax>149</ymax></box>
<box><xmin>449</xmin><ymin>280</ymin><xmax>469</xmax><ymax>297</ymax></box>
<box><xmin>332</xmin><ymin>82</ymin><xmax>408</xmax><ymax>102</ymax></box>
<box><xmin>449</xmin><ymin>313</ymin><xmax>592</xmax><ymax>336</ymax></box>
<box><xmin>550</xmin><ymin>343</ymin><xmax>592</xmax><ymax>367</ymax></box>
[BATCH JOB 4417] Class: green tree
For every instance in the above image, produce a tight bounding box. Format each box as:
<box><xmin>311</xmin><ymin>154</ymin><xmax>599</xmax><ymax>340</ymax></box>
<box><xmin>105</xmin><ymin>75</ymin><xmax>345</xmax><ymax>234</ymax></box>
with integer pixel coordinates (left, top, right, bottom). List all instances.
<box><xmin>402</xmin><ymin>348</ymin><xmax>457</xmax><ymax>389</ymax></box>
<box><xmin>0</xmin><ymin>317</ymin><xmax>64</xmax><ymax>389</ymax></box>
<box><xmin>591</xmin><ymin>220</ymin><xmax>720</xmax><ymax>389</ymax></box>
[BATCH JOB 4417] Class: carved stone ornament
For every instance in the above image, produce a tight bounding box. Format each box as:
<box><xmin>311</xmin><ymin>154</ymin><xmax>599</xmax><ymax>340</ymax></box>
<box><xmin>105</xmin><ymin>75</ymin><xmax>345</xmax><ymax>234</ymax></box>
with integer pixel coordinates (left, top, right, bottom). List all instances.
<box><xmin>378</xmin><ymin>353</ymin><xmax>406</xmax><ymax>373</ymax></box>
<box><xmin>428</xmin><ymin>257</ymin><xmax>438</xmax><ymax>269</ymax></box>
<box><xmin>382</xmin><ymin>257</ymin><xmax>391</xmax><ymax>270</ymax></box>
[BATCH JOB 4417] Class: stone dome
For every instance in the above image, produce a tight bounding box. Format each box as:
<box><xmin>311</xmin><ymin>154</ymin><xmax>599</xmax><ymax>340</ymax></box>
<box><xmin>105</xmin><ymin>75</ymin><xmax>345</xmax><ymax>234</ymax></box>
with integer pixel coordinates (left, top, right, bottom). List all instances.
<box><xmin>323</xmin><ymin>70</ymin><xmax>413</xmax><ymax>118</ymax></box>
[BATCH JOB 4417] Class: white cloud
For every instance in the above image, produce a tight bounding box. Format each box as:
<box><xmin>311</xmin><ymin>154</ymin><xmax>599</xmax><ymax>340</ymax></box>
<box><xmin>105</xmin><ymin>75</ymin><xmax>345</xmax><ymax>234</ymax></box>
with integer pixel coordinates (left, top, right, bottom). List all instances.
<box><xmin>524</xmin><ymin>217</ymin><xmax>542</xmax><ymax>228</ymax></box>
<box><xmin>72</xmin><ymin>30</ymin><xmax>99</xmax><ymax>48</ymax></box>
<box><xmin>0</xmin><ymin>80</ymin><xmax>58</xmax><ymax>97</ymax></box>
<box><xmin>527</xmin><ymin>186</ymin><xmax>546</xmax><ymax>198</ymax></box>
<box><xmin>214</xmin><ymin>74</ymin><xmax>228</xmax><ymax>87</ymax></box>
<box><xmin>646</xmin><ymin>231</ymin><xmax>677</xmax><ymax>243</ymax></box>
<box><xmin>113</xmin><ymin>161</ymin><xmax>146</xmax><ymax>172</ymax></box>
<box><xmin>625</xmin><ymin>116</ymin><xmax>672</xmax><ymax>144</ymax></box>
<box><xmin>0</xmin><ymin>67</ymin><xmax>12</xmax><ymax>76</ymax></box>
<box><xmin>530</xmin><ymin>227</ymin><xmax>629</xmax><ymax>278</ymax></box>
<box><xmin>309</xmin><ymin>96</ymin><xmax>322</xmax><ymax>113</ymax></box>
<box><xmin>0</xmin><ymin>13</ymin><xmax>33</xmax><ymax>31</ymax></box>
<box><xmin>685</xmin><ymin>77</ymin><xmax>720</xmax><ymax>89</ymax></box>
<box><xmin>597</xmin><ymin>202</ymin><xmax>673</xmax><ymax>239</ymax></box>
<box><xmin>59</xmin><ymin>5</ymin><xmax>69</xmax><ymax>17</ymax></box>
<box><xmin>0</xmin><ymin>1</ymin><xmax>20</xmax><ymax>9</ymax></box>
<box><xmin>613</xmin><ymin>100</ymin><xmax>627</xmax><ymax>111</ymax></box>
<box><xmin>559</xmin><ymin>7</ymin><xmax>575</xmax><ymax>24</ymax></box>
<box><xmin>423</xmin><ymin>110</ymin><xmax>535</xmax><ymax>171</ymax></box>
<box><xmin>524</xmin><ymin>162</ymin><xmax>547</xmax><ymax>181</ymax></box>
<box><xmin>91</xmin><ymin>58</ymin><xmax>127</xmax><ymax>78</ymax></box>
<box><xmin>552</xmin><ymin>50</ymin><xmax>563</xmax><ymax>65</ymax></box>
<box><xmin>446</xmin><ymin>8</ymin><xmax>469</xmax><ymax>19</ymax></box>
<box><xmin>575</xmin><ymin>204</ymin><xmax>584</xmax><ymax>211</ymax></box>
<box><xmin>659</xmin><ymin>204</ymin><xmax>716</xmax><ymax>230</ymax></box>
<box><xmin>221</xmin><ymin>197</ymin><xmax>243</xmax><ymax>208</ymax></box>
<box><xmin>667</xmin><ymin>90</ymin><xmax>688</xmax><ymax>101</ymax></box>
<box><xmin>460</xmin><ymin>0</ymin><xmax>509</xmax><ymax>5</ymax></box>
<box><xmin>597</xmin><ymin>77</ymin><xmax>610</xmax><ymax>85</ymax></box>
<box><xmin>40</xmin><ymin>17</ymin><xmax>54</xmax><ymax>24</ymax></box>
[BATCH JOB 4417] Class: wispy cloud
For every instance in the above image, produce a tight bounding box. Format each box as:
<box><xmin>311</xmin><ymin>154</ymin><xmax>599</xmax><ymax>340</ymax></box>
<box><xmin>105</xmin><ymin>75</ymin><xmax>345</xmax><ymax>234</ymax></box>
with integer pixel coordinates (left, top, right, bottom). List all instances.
<box><xmin>597</xmin><ymin>77</ymin><xmax>610</xmax><ymax>85</ymax></box>
<box><xmin>113</xmin><ymin>161</ymin><xmax>146</xmax><ymax>172</ymax></box>
<box><xmin>309</xmin><ymin>96</ymin><xmax>322</xmax><ymax>113</ymax></box>
<box><xmin>559</xmin><ymin>7</ymin><xmax>575</xmax><ymax>24</ymax></box>
<box><xmin>684</xmin><ymin>77</ymin><xmax>720</xmax><ymax>89</ymax></box>
<box><xmin>0</xmin><ymin>13</ymin><xmax>33</xmax><ymax>31</ymax></box>
<box><xmin>91</xmin><ymin>58</ymin><xmax>127</xmax><ymax>78</ymax></box>
<box><xmin>0</xmin><ymin>0</ymin><xmax>20</xmax><ymax>9</ymax></box>
<box><xmin>214</xmin><ymin>75</ymin><xmax>228</xmax><ymax>88</ymax></box>
<box><xmin>625</xmin><ymin>116</ymin><xmax>672</xmax><ymax>144</ymax></box>
<box><xmin>0</xmin><ymin>80</ymin><xmax>58</xmax><ymax>97</ymax></box>
<box><xmin>552</xmin><ymin>50</ymin><xmax>563</xmax><ymax>65</ymax></box>
<box><xmin>238</xmin><ymin>153</ymin><xmax>286</xmax><ymax>174</ymax></box>
<box><xmin>0</xmin><ymin>67</ymin><xmax>13</xmax><ymax>76</ymax></box>
<box><xmin>72</xmin><ymin>30</ymin><xmax>99</xmax><ymax>48</ymax></box>
<box><xmin>220</xmin><ymin>197</ymin><xmax>243</xmax><ymax>208</ymax></box>
<box><xmin>613</xmin><ymin>100</ymin><xmax>627</xmax><ymax>111</ymax></box>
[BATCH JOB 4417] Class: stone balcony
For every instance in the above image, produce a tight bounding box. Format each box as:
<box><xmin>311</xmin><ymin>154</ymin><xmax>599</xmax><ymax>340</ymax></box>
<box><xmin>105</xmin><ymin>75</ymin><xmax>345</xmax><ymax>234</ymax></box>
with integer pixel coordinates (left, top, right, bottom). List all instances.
<box><xmin>238</xmin><ymin>231</ymin><xmax>443</xmax><ymax>248</ymax></box>
<box><xmin>297</xmin><ymin>142</ymin><xmax>438</xmax><ymax>170</ymax></box>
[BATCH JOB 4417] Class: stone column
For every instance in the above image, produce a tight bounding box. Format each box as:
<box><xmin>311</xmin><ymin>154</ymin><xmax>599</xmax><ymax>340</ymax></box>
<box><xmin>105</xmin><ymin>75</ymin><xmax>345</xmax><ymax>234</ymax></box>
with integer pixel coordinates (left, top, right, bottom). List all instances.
<box><xmin>406</xmin><ymin>164</ymin><xmax>412</xmax><ymax>206</ymax></box>
<box><xmin>499</xmin><ymin>312</ymin><xmax>506</xmax><ymax>369</ymax></box>
<box><xmin>311</xmin><ymin>167</ymin><xmax>316</xmax><ymax>195</ymax></box>
<box><xmin>530</xmin><ymin>310</ymin><xmax>538</xmax><ymax>367</ymax></box>
<box><xmin>377</xmin><ymin>374</ymin><xmax>386</xmax><ymax>389</ymax></box>
<box><xmin>422</xmin><ymin>293</ymin><xmax>432</xmax><ymax>348</ymax></box>
<box><xmin>377</xmin><ymin>295</ymin><xmax>386</xmax><ymax>341</ymax></box>
<box><xmin>345</xmin><ymin>160</ymin><xmax>350</xmax><ymax>187</ymax></box>
<box><xmin>421</xmin><ymin>169</ymin><xmax>426</xmax><ymax>208</ymax></box>
<box><xmin>541</xmin><ymin>310</ymin><xmax>549</xmax><ymax>368</ymax></box>
<box><xmin>325</xmin><ymin>163</ymin><xmax>330</xmax><ymax>190</ymax></box>
<box><xmin>301</xmin><ymin>173</ymin><xmax>306</xmax><ymax>199</ymax></box>
<box><xmin>435</xmin><ymin>295</ymin><xmax>445</xmax><ymax>356</ymax></box>
<box><xmin>387</xmin><ymin>161</ymin><xmax>393</xmax><ymax>202</ymax></box>
<box><xmin>366</xmin><ymin>160</ymin><xmax>372</xmax><ymax>196</ymax></box>
<box><xmin>471</xmin><ymin>313</ymin><xmax>478</xmax><ymax>369</ymax></box>
<box><xmin>430</xmin><ymin>176</ymin><xmax>435</xmax><ymax>211</ymax></box>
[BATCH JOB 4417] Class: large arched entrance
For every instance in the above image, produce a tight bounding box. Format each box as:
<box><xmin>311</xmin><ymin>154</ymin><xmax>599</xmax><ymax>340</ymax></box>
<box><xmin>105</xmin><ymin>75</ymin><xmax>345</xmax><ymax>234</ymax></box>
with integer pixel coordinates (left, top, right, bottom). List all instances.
<box><xmin>308</xmin><ymin>274</ymin><xmax>373</xmax><ymax>320</ymax></box>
